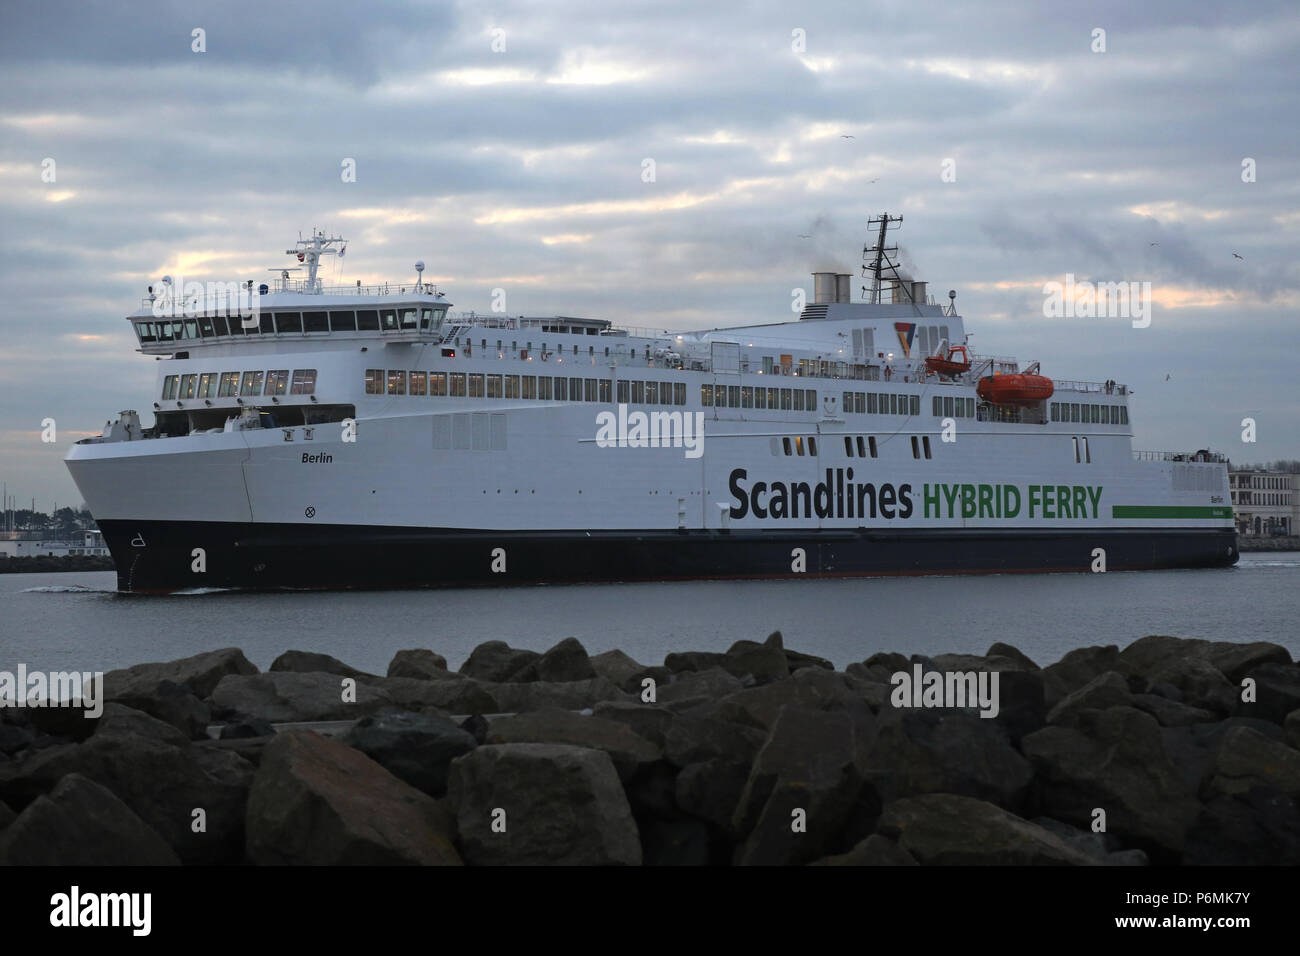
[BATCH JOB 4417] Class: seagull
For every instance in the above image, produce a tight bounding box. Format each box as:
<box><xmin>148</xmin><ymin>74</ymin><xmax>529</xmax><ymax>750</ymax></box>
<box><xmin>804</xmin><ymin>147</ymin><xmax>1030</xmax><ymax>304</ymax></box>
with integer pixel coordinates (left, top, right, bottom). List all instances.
<box><xmin>840</xmin><ymin>134</ymin><xmax>855</xmax><ymax>139</ymax></box>
<box><xmin>1233</xmin><ymin>252</ymin><xmax>1244</xmax><ymax>260</ymax></box>
<box><xmin>1165</xmin><ymin>373</ymin><xmax>1172</xmax><ymax>381</ymax></box>
<box><xmin>868</xmin><ymin>178</ymin><xmax>880</xmax><ymax>184</ymax></box>
<box><xmin>1149</xmin><ymin>241</ymin><xmax>1159</xmax><ymax>246</ymax></box>
<box><xmin>797</xmin><ymin>234</ymin><xmax>811</xmax><ymax>239</ymax></box>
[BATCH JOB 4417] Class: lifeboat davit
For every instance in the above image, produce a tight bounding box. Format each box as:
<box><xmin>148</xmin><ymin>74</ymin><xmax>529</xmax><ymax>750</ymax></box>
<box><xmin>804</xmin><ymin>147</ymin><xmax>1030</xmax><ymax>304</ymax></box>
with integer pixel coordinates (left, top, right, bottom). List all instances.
<box><xmin>924</xmin><ymin>345</ymin><xmax>971</xmax><ymax>378</ymax></box>
<box><xmin>977</xmin><ymin>373</ymin><xmax>1054</xmax><ymax>406</ymax></box>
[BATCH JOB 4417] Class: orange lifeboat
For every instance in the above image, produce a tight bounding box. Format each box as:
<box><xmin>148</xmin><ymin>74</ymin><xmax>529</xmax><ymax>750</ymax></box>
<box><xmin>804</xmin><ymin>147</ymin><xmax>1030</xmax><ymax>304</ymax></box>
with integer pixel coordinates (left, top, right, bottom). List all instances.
<box><xmin>977</xmin><ymin>373</ymin><xmax>1054</xmax><ymax>406</ymax></box>
<box><xmin>924</xmin><ymin>345</ymin><xmax>971</xmax><ymax>378</ymax></box>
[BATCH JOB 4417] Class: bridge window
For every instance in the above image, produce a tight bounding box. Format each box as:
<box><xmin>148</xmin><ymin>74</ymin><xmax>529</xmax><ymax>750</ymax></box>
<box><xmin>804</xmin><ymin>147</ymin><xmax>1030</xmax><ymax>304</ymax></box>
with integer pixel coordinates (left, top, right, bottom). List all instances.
<box><xmin>289</xmin><ymin>369</ymin><xmax>316</xmax><ymax>395</ymax></box>
<box><xmin>381</xmin><ymin>310</ymin><xmax>399</xmax><ymax>331</ymax></box>
<box><xmin>135</xmin><ymin>321</ymin><xmax>157</xmax><ymax>343</ymax></box>
<box><xmin>240</xmin><ymin>371</ymin><xmax>263</xmax><ymax>396</ymax></box>
<box><xmin>218</xmin><ymin>372</ymin><xmax>239</xmax><ymax>397</ymax></box>
<box><xmin>365</xmin><ymin>369</ymin><xmax>383</xmax><ymax>394</ymax></box>
<box><xmin>198</xmin><ymin>373</ymin><xmax>217</xmax><ymax>398</ymax></box>
<box><xmin>401</xmin><ymin>309</ymin><xmax>418</xmax><ymax>330</ymax></box>
<box><xmin>259</xmin><ymin>313</ymin><xmax>274</xmax><ymax>334</ymax></box>
<box><xmin>330</xmin><ymin>310</ymin><xmax>357</xmax><ymax>331</ymax></box>
<box><xmin>304</xmin><ymin>311</ymin><xmax>328</xmax><ymax>333</ymax></box>
<box><xmin>179</xmin><ymin>374</ymin><xmax>197</xmax><ymax>399</ymax></box>
<box><xmin>265</xmin><ymin>370</ymin><xmax>290</xmax><ymax>396</ymax></box>
<box><xmin>161</xmin><ymin>375</ymin><xmax>179</xmax><ymax>400</ymax></box>
<box><xmin>357</xmin><ymin>310</ymin><xmax>380</xmax><ymax>331</ymax></box>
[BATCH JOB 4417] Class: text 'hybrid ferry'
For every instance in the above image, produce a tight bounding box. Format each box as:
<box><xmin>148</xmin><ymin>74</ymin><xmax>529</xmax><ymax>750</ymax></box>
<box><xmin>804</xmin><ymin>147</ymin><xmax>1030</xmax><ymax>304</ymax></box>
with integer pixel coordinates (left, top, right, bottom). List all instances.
<box><xmin>66</xmin><ymin>215</ymin><xmax>1238</xmax><ymax>592</ymax></box>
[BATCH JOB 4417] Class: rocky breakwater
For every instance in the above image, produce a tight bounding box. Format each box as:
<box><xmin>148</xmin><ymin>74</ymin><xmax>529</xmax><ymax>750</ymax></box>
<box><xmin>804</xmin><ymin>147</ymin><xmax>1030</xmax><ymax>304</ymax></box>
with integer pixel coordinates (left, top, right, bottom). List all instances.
<box><xmin>1</xmin><ymin>634</ymin><xmax>1298</xmax><ymax>865</ymax></box>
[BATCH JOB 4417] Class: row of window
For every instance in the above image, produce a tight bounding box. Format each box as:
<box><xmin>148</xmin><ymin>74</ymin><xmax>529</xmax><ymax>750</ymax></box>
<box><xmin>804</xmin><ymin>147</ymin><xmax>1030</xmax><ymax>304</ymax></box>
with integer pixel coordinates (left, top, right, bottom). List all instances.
<box><xmin>1230</xmin><ymin>475</ymin><xmax>1291</xmax><ymax>489</ymax></box>
<box><xmin>365</xmin><ymin>370</ymin><xmax>690</xmax><ymax>406</ymax></box>
<box><xmin>1050</xmin><ymin>401</ymin><xmax>1129</xmax><ymax>425</ymax></box>
<box><xmin>161</xmin><ymin>369</ymin><xmax>316</xmax><ymax>401</ymax></box>
<box><xmin>772</xmin><ymin>434</ymin><xmax>931</xmax><ymax>459</ymax></box>
<box><xmin>841</xmin><ymin>391</ymin><xmax>924</xmax><ymax>416</ymax></box>
<box><xmin>137</xmin><ymin>308</ymin><xmax>447</xmax><ymax>343</ymax></box>
<box><xmin>704</xmin><ymin>385</ymin><xmax>819</xmax><ymax>411</ymax></box>
<box><xmin>1233</xmin><ymin>492</ymin><xmax>1292</xmax><ymax>506</ymax></box>
<box><xmin>929</xmin><ymin>396</ymin><xmax>979</xmax><ymax>419</ymax></box>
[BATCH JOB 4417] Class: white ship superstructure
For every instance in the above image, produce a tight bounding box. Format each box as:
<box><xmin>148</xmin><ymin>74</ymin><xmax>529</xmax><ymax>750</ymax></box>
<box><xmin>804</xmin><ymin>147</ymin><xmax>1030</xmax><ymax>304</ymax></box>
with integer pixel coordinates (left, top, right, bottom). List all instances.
<box><xmin>66</xmin><ymin>221</ymin><xmax>1237</xmax><ymax>592</ymax></box>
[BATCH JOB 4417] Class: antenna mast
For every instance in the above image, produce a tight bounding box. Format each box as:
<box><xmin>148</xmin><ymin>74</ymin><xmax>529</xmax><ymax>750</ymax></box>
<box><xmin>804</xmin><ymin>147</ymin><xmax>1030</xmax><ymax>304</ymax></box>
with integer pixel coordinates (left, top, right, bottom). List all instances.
<box><xmin>284</xmin><ymin>230</ymin><xmax>348</xmax><ymax>293</ymax></box>
<box><xmin>862</xmin><ymin>213</ymin><xmax>913</xmax><ymax>306</ymax></box>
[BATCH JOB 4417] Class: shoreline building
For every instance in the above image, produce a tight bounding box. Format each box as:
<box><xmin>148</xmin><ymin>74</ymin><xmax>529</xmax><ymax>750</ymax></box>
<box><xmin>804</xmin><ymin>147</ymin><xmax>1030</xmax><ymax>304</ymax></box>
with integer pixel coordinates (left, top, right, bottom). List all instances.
<box><xmin>1228</xmin><ymin>469</ymin><xmax>1297</xmax><ymax>536</ymax></box>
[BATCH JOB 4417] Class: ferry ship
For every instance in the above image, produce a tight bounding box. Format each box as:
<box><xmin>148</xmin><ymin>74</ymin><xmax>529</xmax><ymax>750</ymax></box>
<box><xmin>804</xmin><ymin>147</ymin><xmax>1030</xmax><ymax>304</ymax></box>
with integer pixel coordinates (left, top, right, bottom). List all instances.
<box><xmin>65</xmin><ymin>216</ymin><xmax>1238</xmax><ymax>593</ymax></box>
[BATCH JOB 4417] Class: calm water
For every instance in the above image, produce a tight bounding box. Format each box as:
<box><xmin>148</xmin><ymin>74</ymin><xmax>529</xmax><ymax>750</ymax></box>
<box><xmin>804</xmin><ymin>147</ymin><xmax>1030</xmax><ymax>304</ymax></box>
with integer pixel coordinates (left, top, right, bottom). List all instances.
<box><xmin>2</xmin><ymin>555</ymin><xmax>1298</xmax><ymax>675</ymax></box>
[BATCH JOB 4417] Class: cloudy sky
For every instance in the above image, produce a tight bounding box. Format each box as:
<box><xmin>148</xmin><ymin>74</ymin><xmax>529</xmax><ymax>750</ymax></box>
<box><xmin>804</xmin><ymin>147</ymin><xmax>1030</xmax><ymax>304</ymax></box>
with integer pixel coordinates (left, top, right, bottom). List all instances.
<box><xmin>1</xmin><ymin>0</ymin><xmax>1297</xmax><ymax>512</ymax></box>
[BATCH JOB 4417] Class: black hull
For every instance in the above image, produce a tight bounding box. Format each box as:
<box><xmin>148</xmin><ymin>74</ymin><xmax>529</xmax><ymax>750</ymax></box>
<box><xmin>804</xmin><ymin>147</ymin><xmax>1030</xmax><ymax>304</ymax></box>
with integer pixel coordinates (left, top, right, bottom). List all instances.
<box><xmin>96</xmin><ymin>520</ymin><xmax>1240</xmax><ymax>593</ymax></box>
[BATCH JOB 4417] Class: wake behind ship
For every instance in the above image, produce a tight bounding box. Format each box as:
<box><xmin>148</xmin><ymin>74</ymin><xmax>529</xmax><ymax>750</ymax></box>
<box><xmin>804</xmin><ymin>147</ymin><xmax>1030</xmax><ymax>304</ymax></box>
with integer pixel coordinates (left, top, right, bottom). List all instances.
<box><xmin>66</xmin><ymin>218</ymin><xmax>1238</xmax><ymax>593</ymax></box>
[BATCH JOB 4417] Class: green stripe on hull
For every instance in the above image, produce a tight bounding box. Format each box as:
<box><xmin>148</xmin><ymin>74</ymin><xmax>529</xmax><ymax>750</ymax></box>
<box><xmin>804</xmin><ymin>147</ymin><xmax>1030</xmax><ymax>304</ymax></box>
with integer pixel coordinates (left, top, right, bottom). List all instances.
<box><xmin>1112</xmin><ymin>505</ymin><xmax>1234</xmax><ymax>519</ymax></box>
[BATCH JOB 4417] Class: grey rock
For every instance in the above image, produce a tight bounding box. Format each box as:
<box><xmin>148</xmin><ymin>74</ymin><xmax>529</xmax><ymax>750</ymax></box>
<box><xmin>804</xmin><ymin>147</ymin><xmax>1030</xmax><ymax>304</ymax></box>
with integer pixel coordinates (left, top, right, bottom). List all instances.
<box><xmin>675</xmin><ymin>758</ymin><xmax>752</xmax><ymax>834</ymax></box>
<box><xmin>210</xmin><ymin>671</ymin><xmax>394</xmax><ymax>723</ymax></box>
<box><xmin>810</xmin><ymin>834</ymin><xmax>919</xmax><ymax>866</ymax></box>
<box><xmin>246</xmin><ymin>730</ymin><xmax>461</xmax><ymax>865</ymax></box>
<box><xmin>448</xmin><ymin>743</ymin><xmax>641</xmax><ymax>865</ymax></box>
<box><xmin>1201</xmin><ymin>641</ymin><xmax>1292</xmax><ymax>684</ymax></box>
<box><xmin>1042</xmin><ymin>645</ymin><xmax>1129</xmax><ymax>708</ymax></box>
<box><xmin>1286</xmin><ymin>709</ymin><xmax>1300</xmax><ymax>750</ymax></box>
<box><xmin>663</xmin><ymin>713</ymin><xmax>767</xmax><ymax>768</ymax></box>
<box><xmin>0</xmin><ymin>800</ymin><xmax>13</xmax><ymax>830</ymax></box>
<box><xmin>1161</xmin><ymin>717</ymin><xmax>1287</xmax><ymax>794</ymax></box>
<box><xmin>1131</xmin><ymin>694</ymin><xmax>1216</xmax><ymax>727</ymax></box>
<box><xmin>509</xmin><ymin>637</ymin><xmax>597</xmax><ymax>683</ymax></box>
<box><xmin>864</xmin><ymin>708</ymin><xmax>1033</xmax><ymax>809</ymax></box>
<box><xmin>733</xmin><ymin>707</ymin><xmax>867</xmax><ymax>865</ymax></box>
<box><xmin>386</xmin><ymin>649</ymin><xmax>450</xmax><ymax>680</ymax></box>
<box><xmin>1146</xmin><ymin>657</ymin><xmax>1237</xmax><ymax>716</ymax></box>
<box><xmin>458</xmin><ymin>641</ymin><xmax>540</xmax><ymax>683</ymax></box>
<box><xmin>722</xmin><ymin>639</ymin><xmax>790</xmax><ymax>684</ymax></box>
<box><xmin>1021</xmin><ymin>706</ymin><xmax>1200</xmax><ymax>857</ymax></box>
<box><xmin>592</xmin><ymin>701</ymin><xmax>676</xmax><ymax>749</ymax></box>
<box><xmin>94</xmin><ymin>702</ymin><xmax>189</xmax><ymax>746</ymax></box>
<box><xmin>460</xmin><ymin>714</ymin><xmax>489</xmax><ymax>744</ymax></box>
<box><xmin>0</xmin><ymin>773</ymin><xmax>179</xmax><ymax>865</ymax></box>
<box><xmin>1206</xmin><ymin>726</ymin><xmax>1300</xmax><ymax>798</ymax></box>
<box><xmin>1243</xmin><ymin>662</ymin><xmax>1300</xmax><ymax>724</ymax></box>
<box><xmin>658</xmin><ymin>667</ymin><xmax>744</xmax><ymax>704</ymax></box>
<box><xmin>1117</xmin><ymin>635</ymin><xmax>1212</xmax><ymax>681</ymax></box>
<box><xmin>103</xmin><ymin>647</ymin><xmax>258</xmax><ymax>700</ymax></box>
<box><xmin>270</xmin><ymin>650</ymin><xmax>371</xmax><ymax>678</ymax></box>
<box><xmin>664</xmin><ymin>651</ymin><xmax>727</xmax><ymax>673</ymax></box>
<box><xmin>1047</xmin><ymin>671</ymin><xmax>1134</xmax><ymax>727</ymax></box>
<box><xmin>110</xmin><ymin>679</ymin><xmax>211</xmax><ymax>740</ymax></box>
<box><xmin>485</xmin><ymin>709</ymin><xmax>661</xmax><ymax>781</ymax></box>
<box><xmin>1183</xmin><ymin>787</ymin><xmax>1300</xmax><ymax>865</ymax></box>
<box><xmin>986</xmin><ymin>642</ymin><xmax>1041</xmax><ymax>671</ymax></box>
<box><xmin>343</xmin><ymin>711</ymin><xmax>477</xmax><ymax>796</ymax></box>
<box><xmin>879</xmin><ymin>793</ymin><xmax>1097</xmax><ymax>865</ymax></box>
<box><xmin>487</xmin><ymin>676</ymin><xmax>627</xmax><ymax>713</ymax></box>
<box><xmin>590</xmin><ymin>650</ymin><xmax>667</xmax><ymax>693</ymax></box>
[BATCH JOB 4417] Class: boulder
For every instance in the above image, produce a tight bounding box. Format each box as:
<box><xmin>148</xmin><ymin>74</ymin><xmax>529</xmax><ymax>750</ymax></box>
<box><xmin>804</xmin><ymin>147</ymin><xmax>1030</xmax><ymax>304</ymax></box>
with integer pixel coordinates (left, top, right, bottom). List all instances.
<box><xmin>0</xmin><ymin>773</ymin><xmax>179</xmax><ymax>865</ymax></box>
<box><xmin>721</xmin><ymin>639</ymin><xmax>790</xmax><ymax>684</ymax></box>
<box><xmin>986</xmin><ymin>642</ymin><xmax>1041</xmax><ymax>671</ymax></box>
<box><xmin>386</xmin><ymin>649</ymin><xmax>451</xmax><ymax>681</ymax></box>
<box><xmin>1286</xmin><ymin>709</ymin><xmax>1300</xmax><ymax>750</ymax></box>
<box><xmin>1242</xmin><ymin>662</ymin><xmax>1300</xmax><ymax>725</ymax></box>
<box><xmin>1146</xmin><ymin>657</ymin><xmax>1237</xmax><ymax>715</ymax></box>
<box><xmin>210</xmin><ymin>671</ymin><xmax>394</xmax><ymax>723</ymax></box>
<box><xmin>379</xmin><ymin>677</ymin><xmax>496</xmax><ymax>715</ymax></box>
<box><xmin>1206</xmin><ymin>726</ymin><xmax>1300</xmax><ymax>798</ymax></box>
<box><xmin>590</xmin><ymin>650</ymin><xmax>667</xmax><ymax>693</ymax></box>
<box><xmin>508</xmin><ymin>637</ymin><xmax>596</xmax><ymax>683</ymax></box>
<box><xmin>0</xmin><ymin>722</ymin><xmax>35</xmax><ymax>756</ymax></box>
<box><xmin>0</xmin><ymin>733</ymin><xmax>252</xmax><ymax>864</ymax></box>
<box><xmin>94</xmin><ymin>702</ymin><xmax>189</xmax><ymax>746</ymax></box>
<box><xmin>878</xmin><ymin>794</ymin><xmax>1096</xmax><ymax>865</ymax></box>
<box><xmin>1160</xmin><ymin>717</ymin><xmax>1287</xmax><ymax>794</ymax></box>
<box><xmin>1046</xmin><ymin>671</ymin><xmax>1134</xmax><ymax>727</ymax></box>
<box><xmin>460</xmin><ymin>714</ymin><xmax>489</xmax><ymax>744</ymax></box>
<box><xmin>342</xmin><ymin>711</ymin><xmax>477</xmax><ymax>796</ymax></box>
<box><xmin>447</xmin><ymin>743</ymin><xmax>641</xmax><ymax>865</ymax></box>
<box><xmin>103</xmin><ymin>647</ymin><xmax>257</xmax><ymax>700</ymax></box>
<box><xmin>1042</xmin><ymin>645</ymin><xmax>1129</xmax><ymax>708</ymax></box>
<box><xmin>487</xmin><ymin>677</ymin><xmax>627</xmax><ymax>713</ymax></box>
<box><xmin>664</xmin><ymin>651</ymin><xmax>727</xmax><ymax>673</ymax></box>
<box><xmin>1130</xmin><ymin>694</ymin><xmax>1216</xmax><ymax>727</ymax></box>
<box><xmin>0</xmin><ymin>800</ymin><xmax>13</xmax><ymax>830</ymax></box>
<box><xmin>663</xmin><ymin>713</ymin><xmax>767</xmax><ymax>768</ymax></box>
<box><xmin>1201</xmin><ymin>641</ymin><xmax>1291</xmax><ymax>684</ymax></box>
<box><xmin>864</xmin><ymin>708</ymin><xmax>1033</xmax><ymax>809</ymax></box>
<box><xmin>108</xmin><ymin>679</ymin><xmax>211</xmax><ymax>740</ymax></box>
<box><xmin>732</xmin><ymin>707</ymin><xmax>869</xmax><ymax>865</ymax></box>
<box><xmin>675</xmin><ymin>758</ymin><xmax>752</xmax><ymax>834</ymax></box>
<box><xmin>246</xmin><ymin>730</ymin><xmax>461</xmax><ymax>865</ymax></box>
<box><xmin>270</xmin><ymin>650</ymin><xmax>372</xmax><ymax>678</ymax></box>
<box><xmin>1183</xmin><ymin>787</ymin><xmax>1300</xmax><ymax>865</ymax></box>
<box><xmin>592</xmin><ymin>701</ymin><xmax>676</xmax><ymax>749</ymax></box>
<box><xmin>810</xmin><ymin>834</ymin><xmax>919</xmax><ymax>866</ymax></box>
<box><xmin>458</xmin><ymin>641</ymin><xmax>540</xmax><ymax>683</ymax></box>
<box><xmin>658</xmin><ymin>667</ymin><xmax>744</xmax><ymax>704</ymax></box>
<box><xmin>485</xmin><ymin>709</ymin><xmax>661</xmax><ymax>781</ymax></box>
<box><xmin>1021</xmin><ymin>706</ymin><xmax>1200</xmax><ymax>857</ymax></box>
<box><xmin>1117</xmin><ymin>635</ymin><xmax>1212</xmax><ymax>682</ymax></box>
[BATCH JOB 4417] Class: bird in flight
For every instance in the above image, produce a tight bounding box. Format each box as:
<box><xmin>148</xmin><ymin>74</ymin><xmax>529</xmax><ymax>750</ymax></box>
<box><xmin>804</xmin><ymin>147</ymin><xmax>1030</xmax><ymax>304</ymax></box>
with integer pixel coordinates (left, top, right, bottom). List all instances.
<box><xmin>1149</xmin><ymin>241</ymin><xmax>1159</xmax><ymax>246</ymax></box>
<box><xmin>1165</xmin><ymin>374</ymin><xmax>1172</xmax><ymax>381</ymax></box>
<box><xmin>797</xmin><ymin>234</ymin><xmax>812</xmax><ymax>239</ymax></box>
<box><xmin>840</xmin><ymin>134</ymin><xmax>855</xmax><ymax>139</ymax></box>
<box><xmin>868</xmin><ymin>178</ymin><xmax>880</xmax><ymax>184</ymax></box>
<box><xmin>1232</xmin><ymin>252</ymin><xmax>1244</xmax><ymax>260</ymax></box>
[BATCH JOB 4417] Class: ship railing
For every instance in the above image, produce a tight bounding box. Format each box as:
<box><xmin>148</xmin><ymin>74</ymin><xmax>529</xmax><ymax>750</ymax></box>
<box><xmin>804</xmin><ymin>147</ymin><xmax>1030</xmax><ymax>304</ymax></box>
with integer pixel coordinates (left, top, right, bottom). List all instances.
<box><xmin>1055</xmin><ymin>379</ymin><xmax>1127</xmax><ymax>395</ymax></box>
<box><xmin>139</xmin><ymin>280</ymin><xmax>444</xmax><ymax>309</ymax></box>
<box><xmin>1133</xmin><ymin>450</ymin><xmax>1229</xmax><ymax>463</ymax></box>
